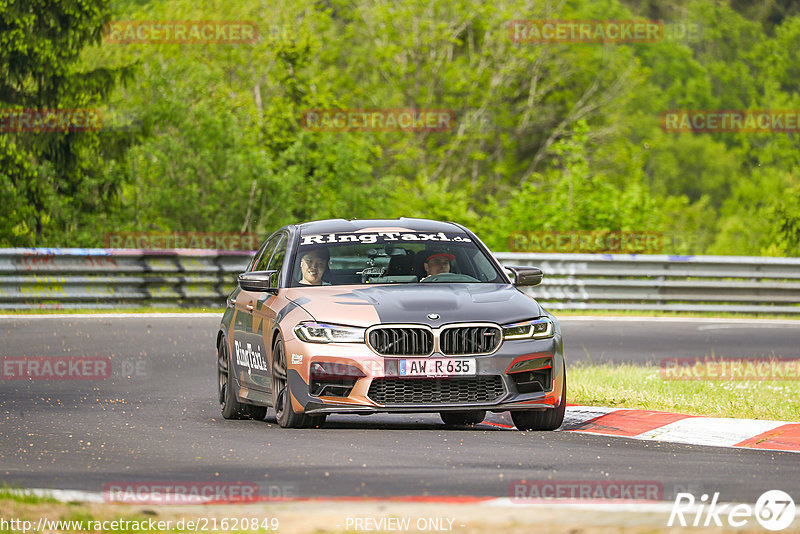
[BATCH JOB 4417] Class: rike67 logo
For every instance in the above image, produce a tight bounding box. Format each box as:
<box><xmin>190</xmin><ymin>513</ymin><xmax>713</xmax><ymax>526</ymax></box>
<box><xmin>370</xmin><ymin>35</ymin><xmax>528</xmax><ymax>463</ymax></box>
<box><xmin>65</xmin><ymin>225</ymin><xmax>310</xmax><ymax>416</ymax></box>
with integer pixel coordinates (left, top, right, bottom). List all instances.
<box><xmin>669</xmin><ymin>490</ymin><xmax>796</xmax><ymax>531</ymax></box>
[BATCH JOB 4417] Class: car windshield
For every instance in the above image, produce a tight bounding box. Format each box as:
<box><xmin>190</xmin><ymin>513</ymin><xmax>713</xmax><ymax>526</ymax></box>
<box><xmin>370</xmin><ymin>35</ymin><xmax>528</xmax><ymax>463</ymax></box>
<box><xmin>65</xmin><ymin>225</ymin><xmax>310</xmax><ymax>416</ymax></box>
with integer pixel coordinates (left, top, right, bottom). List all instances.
<box><xmin>291</xmin><ymin>230</ymin><xmax>505</xmax><ymax>286</ymax></box>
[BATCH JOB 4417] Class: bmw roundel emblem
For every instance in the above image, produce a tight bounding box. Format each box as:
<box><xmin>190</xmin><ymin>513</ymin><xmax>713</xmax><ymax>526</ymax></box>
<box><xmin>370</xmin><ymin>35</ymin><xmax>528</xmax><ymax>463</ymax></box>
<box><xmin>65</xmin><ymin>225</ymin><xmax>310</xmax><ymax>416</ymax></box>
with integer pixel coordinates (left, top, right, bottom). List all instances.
<box><xmin>427</xmin><ymin>313</ymin><xmax>440</xmax><ymax>320</ymax></box>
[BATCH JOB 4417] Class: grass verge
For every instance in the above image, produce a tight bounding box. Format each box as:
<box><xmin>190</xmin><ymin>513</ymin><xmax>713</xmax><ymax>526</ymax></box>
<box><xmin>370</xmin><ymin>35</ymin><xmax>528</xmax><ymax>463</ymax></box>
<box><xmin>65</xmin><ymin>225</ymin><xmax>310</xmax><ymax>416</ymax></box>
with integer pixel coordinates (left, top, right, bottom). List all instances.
<box><xmin>0</xmin><ymin>485</ymin><xmax>57</xmax><ymax>505</ymax></box>
<box><xmin>570</xmin><ymin>362</ymin><xmax>800</xmax><ymax>421</ymax></box>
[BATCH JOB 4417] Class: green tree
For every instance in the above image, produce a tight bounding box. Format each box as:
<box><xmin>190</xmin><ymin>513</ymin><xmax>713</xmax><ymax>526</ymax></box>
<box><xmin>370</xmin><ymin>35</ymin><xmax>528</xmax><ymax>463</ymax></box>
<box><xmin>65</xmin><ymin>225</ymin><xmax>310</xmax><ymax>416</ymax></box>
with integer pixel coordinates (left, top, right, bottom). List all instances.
<box><xmin>764</xmin><ymin>183</ymin><xmax>800</xmax><ymax>257</ymax></box>
<box><xmin>474</xmin><ymin>121</ymin><xmax>663</xmax><ymax>250</ymax></box>
<box><xmin>5</xmin><ymin>0</ymin><xmax>800</xmax><ymax>258</ymax></box>
<box><xmin>87</xmin><ymin>0</ymin><xmax>391</xmax><ymax>237</ymax></box>
<box><xmin>0</xmin><ymin>0</ymin><xmax>134</xmax><ymax>245</ymax></box>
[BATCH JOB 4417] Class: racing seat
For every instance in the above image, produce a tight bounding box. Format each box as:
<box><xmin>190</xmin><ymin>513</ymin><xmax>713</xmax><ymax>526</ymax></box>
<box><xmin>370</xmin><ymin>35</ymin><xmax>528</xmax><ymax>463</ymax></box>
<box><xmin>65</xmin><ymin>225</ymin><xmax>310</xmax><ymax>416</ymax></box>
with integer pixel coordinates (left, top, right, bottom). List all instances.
<box><xmin>413</xmin><ymin>252</ymin><xmax>428</xmax><ymax>280</ymax></box>
<box><xmin>387</xmin><ymin>252</ymin><xmax>416</xmax><ymax>276</ymax></box>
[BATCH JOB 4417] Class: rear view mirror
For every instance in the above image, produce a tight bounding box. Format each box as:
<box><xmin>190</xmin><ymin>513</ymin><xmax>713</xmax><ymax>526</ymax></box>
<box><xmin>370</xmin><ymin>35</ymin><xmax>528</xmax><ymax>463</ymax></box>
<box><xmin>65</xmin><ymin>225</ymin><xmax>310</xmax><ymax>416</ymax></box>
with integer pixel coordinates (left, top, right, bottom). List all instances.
<box><xmin>238</xmin><ymin>270</ymin><xmax>278</xmax><ymax>292</ymax></box>
<box><xmin>504</xmin><ymin>266</ymin><xmax>543</xmax><ymax>287</ymax></box>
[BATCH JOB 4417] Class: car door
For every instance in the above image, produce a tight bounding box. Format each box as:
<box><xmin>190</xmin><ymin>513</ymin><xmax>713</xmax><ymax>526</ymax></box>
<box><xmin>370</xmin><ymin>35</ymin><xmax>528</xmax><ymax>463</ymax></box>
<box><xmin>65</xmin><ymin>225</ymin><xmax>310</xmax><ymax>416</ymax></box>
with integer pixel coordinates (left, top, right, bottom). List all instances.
<box><xmin>232</xmin><ymin>234</ymin><xmax>281</xmax><ymax>391</ymax></box>
<box><xmin>246</xmin><ymin>232</ymin><xmax>288</xmax><ymax>392</ymax></box>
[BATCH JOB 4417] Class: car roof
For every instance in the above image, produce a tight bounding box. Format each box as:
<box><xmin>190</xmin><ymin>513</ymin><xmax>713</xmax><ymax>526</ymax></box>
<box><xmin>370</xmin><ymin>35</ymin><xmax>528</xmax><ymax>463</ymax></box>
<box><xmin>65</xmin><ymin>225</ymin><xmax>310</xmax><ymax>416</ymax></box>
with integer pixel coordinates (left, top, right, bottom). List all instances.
<box><xmin>295</xmin><ymin>218</ymin><xmax>465</xmax><ymax>234</ymax></box>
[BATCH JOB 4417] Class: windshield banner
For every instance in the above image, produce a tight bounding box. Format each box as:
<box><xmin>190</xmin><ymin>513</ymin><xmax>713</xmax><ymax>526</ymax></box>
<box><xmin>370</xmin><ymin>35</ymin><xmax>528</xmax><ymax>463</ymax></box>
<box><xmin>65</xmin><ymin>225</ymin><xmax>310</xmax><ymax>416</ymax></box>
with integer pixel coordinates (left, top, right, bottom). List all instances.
<box><xmin>300</xmin><ymin>232</ymin><xmax>472</xmax><ymax>246</ymax></box>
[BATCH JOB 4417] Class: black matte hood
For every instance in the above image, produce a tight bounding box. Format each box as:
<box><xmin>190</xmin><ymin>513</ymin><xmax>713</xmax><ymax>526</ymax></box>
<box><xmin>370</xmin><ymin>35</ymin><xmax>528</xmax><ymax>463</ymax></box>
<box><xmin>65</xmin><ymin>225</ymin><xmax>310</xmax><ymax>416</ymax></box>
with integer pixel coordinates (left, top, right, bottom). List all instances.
<box><xmin>285</xmin><ymin>283</ymin><xmax>544</xmax><ymax>327</ymax></box>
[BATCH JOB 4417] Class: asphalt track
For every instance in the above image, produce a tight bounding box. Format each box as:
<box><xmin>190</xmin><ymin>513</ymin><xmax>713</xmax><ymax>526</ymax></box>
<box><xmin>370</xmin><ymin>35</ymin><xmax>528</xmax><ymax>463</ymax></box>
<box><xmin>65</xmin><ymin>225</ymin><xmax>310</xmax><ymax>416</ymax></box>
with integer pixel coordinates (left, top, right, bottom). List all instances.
<box><xmin>1</xmin><ymin>315</ymin><xmax>798</xmax><ymax>503</ymax></box>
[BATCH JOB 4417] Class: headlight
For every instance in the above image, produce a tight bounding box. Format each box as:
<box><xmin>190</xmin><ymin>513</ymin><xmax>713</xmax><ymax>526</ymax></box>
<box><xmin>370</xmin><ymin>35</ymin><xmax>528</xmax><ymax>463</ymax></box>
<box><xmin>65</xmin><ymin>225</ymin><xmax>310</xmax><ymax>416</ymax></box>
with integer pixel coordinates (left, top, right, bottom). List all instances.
<box><xmin>502</xmin><ymin>317</ymin><xmax>554</xmax><ymax>340</ymax></box>
<box><xmin>294</xmin><ymin>322</ymin><xmax>366</xmax><ymax>343</ymax></box>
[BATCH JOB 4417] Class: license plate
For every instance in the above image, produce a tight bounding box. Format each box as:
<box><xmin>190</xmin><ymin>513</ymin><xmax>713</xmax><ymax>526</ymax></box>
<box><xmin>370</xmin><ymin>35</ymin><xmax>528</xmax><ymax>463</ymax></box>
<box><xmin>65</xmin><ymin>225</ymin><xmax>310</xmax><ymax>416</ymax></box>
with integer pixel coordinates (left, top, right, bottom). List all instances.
<box><xmin>398</xmin><ymin>358</ymin><xmax>476</xmax><ymax>377</ymax></box>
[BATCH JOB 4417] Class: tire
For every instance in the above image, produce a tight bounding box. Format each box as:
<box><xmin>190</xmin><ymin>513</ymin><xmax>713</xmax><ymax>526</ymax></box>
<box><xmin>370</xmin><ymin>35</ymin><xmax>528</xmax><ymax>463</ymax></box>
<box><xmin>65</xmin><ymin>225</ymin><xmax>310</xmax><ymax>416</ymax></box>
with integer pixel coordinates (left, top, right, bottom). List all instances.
<box><xmin>440</xmin><ymin>410</ymin><xmax>486</xmax><ymax>426</ymax></box>
<box><xmin>272</xmin><ymin>335</ymin><xmax>326</xmax><ymax>428</ymax></box>
<box><xmin>218</xmin><ymin>339</ymin><xmax>267</xmax><ymax>420</ymax></box>
<box><xmin>510</xmin><ymin>363</ymin><xmax>567</xmax><ymax>431</ymax></box>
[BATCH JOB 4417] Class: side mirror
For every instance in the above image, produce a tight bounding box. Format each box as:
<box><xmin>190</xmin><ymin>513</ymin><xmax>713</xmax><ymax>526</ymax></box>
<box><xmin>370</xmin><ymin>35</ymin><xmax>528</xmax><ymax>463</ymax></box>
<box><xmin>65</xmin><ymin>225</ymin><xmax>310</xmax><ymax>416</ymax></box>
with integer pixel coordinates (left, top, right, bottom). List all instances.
<box><xmin>505</xmin><ymin>266</ymin><xmax>543</xmax><ymax>287</ymax></box>
<box><xmin>238</xmin><ymin>270</ymin><xmax>278</xmax><ymax>292</ymax></box>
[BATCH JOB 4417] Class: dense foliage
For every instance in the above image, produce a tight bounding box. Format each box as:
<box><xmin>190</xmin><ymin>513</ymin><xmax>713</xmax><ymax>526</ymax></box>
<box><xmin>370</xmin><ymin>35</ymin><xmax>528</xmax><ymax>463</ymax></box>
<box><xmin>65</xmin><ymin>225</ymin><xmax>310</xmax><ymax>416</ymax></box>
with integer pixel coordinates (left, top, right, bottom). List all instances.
<box><xmin>1</xmin><ymin>0</ymin><xmax>798</xmax><ymax>255</ymax></box>
<box><xmin>0</xmin><ymin>0</ymin><xmax>134</xmax><ymax>244</ymax></box>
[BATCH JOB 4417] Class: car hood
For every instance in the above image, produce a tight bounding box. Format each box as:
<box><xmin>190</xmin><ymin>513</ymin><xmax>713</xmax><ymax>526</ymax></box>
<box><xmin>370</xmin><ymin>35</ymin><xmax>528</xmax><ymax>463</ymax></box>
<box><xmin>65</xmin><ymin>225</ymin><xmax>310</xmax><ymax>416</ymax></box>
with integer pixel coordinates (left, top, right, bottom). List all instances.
<box><xmin>283</xmin><ymin>283</ymin><xmax>544</xmax><ymax>327</ymax></box>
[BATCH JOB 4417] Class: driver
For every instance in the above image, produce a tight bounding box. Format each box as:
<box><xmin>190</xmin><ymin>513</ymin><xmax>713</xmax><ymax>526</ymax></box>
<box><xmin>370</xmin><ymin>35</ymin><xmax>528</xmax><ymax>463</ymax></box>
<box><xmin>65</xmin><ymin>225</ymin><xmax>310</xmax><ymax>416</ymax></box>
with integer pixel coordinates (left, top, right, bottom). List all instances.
<box><xmin>299</xmin><ymin>247</ymin><xmax>330</xmax><ymax>285</ymax></box>
<box><xmin>422</xmin><ymin>250</ymin><xmax>455</xmax><ymax>280</ymax></box>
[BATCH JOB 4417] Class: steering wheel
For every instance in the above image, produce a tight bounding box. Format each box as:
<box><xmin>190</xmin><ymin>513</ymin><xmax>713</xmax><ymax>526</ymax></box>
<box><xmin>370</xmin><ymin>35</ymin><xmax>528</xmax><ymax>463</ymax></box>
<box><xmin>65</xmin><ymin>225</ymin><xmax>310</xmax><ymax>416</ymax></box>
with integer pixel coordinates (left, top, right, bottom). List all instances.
<box><xmin>421</xmin><ymin>272</ymin><xmax>479</xmax><ymax>283</ymax></box>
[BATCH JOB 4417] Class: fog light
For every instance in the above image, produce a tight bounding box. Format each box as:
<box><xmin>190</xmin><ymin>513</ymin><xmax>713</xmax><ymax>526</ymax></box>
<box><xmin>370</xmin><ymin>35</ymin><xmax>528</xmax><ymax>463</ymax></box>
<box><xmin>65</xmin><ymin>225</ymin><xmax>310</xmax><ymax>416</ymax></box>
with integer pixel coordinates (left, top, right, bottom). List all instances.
<box><xmin>309</xmin><ymin>361</ymin><xmax>366</xmax><ymax>380</ymax></box>
<box><xmin>309</xmin><ymin>361</ymin><xmax>365</xmax><ymax>398</ymax></box>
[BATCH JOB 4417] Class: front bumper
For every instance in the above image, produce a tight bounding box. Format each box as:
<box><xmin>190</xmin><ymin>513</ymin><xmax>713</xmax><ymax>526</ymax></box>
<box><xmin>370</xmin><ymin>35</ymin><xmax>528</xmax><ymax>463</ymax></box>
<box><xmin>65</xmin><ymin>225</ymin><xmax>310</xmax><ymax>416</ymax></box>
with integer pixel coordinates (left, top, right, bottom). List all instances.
<box><xmin>283</xmin><ymin>334</ymin><xmax>565</xmax><ymax>415</ymax></box>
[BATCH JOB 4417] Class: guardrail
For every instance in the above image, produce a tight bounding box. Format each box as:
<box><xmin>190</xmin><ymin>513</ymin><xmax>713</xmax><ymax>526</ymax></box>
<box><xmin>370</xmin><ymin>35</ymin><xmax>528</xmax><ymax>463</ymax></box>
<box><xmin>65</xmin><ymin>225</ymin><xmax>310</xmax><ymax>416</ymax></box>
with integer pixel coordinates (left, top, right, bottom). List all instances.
<box><xmin>500</xmin><ymin>253</ymin><xmax>800</xmax><ymax>314</ymax></box>
<box><xmin>0</xmin><ymin>248</ymin><xmax>251</xmax><ymax>310</ymax></box>
<box><xmin>1</xmin><ymin>249</ymin><xmax>799</xmax><ymax>314</ymax></box>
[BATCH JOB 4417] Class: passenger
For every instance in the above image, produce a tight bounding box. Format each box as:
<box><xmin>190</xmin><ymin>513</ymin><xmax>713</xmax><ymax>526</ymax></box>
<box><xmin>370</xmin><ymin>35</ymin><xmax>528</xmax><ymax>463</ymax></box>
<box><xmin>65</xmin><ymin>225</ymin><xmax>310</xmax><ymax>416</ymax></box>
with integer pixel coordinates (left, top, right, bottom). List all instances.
<box><xmin>299</xmin><ymin>248</ymin><xmax>330</xmax><ymax>286</ymax></box>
